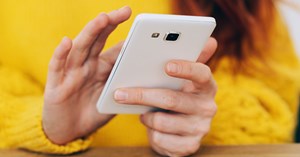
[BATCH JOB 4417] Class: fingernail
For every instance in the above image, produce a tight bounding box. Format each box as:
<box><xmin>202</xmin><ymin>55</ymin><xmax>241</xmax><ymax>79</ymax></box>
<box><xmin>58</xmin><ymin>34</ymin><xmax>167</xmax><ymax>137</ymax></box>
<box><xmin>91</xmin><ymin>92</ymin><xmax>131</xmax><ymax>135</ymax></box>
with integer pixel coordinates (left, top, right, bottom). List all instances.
<box><xmin>167</xmin><ymin>62</ymin><xmax>178</xmax><ymax>73</ymax></box>
<box><xmin>114</xmin><ymin>90</ymin><xmax>128</xmax><ymax>101</ymax></box>
<box><xmin>119</xmin><ymin>5</ymin><xmax>129</xmax><ymax>11</ymax></box>
<box><xmin>61</xmin><ymin>36</ymin><xmax>68</xmax><ymax>43</ymax></box>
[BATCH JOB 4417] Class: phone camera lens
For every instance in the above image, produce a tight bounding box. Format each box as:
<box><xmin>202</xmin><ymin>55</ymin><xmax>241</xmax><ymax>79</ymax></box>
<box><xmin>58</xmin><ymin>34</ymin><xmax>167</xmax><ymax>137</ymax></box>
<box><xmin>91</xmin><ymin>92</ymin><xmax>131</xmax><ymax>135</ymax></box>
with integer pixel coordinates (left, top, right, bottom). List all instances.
<box><xmin>165</xmin><ymin>32</ymin><xmax>180</xmax><ymax>41</ymax></box>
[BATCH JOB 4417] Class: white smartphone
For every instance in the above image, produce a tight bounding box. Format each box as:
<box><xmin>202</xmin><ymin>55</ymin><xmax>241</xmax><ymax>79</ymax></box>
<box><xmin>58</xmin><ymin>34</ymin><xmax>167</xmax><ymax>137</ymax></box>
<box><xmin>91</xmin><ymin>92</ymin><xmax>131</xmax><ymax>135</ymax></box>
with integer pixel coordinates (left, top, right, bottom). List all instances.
<box><xmin>96</xmin><ymin>14</ymin><xmax>216</xmax><ymax>114</ymax></box>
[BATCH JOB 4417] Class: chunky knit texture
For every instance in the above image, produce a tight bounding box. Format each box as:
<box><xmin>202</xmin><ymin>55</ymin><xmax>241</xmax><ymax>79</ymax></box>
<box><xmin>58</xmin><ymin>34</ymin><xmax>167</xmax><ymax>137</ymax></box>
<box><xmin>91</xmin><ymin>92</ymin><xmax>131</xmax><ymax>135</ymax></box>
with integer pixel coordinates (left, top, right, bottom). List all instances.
<box><xmin>0</xmin><ymin>0</ymin><xmax>299</xmax><ymax>154</ymax></box>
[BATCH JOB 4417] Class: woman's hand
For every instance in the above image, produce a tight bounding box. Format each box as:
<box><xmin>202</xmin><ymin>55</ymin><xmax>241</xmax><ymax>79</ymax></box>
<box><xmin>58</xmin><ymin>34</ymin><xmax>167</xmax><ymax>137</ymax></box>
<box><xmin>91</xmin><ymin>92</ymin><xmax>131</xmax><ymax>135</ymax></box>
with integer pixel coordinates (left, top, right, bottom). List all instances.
<box><xmin>114</xmin><ymin>38</ymin><xmax>218</xmax><ymax>156</ymax></box>
<box><xmin>43</xmin><ymin>6</ymin><xmax>132</xmax><ymax>145</ymax></box>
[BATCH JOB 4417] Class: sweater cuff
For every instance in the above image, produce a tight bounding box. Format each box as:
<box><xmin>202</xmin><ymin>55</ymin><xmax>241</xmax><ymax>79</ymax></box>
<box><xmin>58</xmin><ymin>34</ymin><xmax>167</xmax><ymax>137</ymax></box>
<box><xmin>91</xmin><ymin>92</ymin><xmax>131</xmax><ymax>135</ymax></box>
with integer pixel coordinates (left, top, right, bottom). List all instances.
<box><xmin>8</xmin><ymin>97</ymin><xmax>93</xmax><ymax>154</ymax></box>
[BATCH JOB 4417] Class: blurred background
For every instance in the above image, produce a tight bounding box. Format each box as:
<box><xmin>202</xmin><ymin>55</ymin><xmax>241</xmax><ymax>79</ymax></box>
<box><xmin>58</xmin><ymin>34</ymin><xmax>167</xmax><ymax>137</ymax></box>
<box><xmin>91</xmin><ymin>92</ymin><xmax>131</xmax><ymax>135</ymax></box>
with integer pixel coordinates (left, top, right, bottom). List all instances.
<box><xmin>0</xmin><ymin>0</ymin><xmax>172</xmax><ymax>85</ymax></box>
<box><xmin>0</xmin><ymin>0</ymin><xmax>299</xmax><ymax>85</ymax></box>
<box><xmin>279</xmin><ymin>0</ymin><xmax>300</xmax><ymax>55</ymax></box>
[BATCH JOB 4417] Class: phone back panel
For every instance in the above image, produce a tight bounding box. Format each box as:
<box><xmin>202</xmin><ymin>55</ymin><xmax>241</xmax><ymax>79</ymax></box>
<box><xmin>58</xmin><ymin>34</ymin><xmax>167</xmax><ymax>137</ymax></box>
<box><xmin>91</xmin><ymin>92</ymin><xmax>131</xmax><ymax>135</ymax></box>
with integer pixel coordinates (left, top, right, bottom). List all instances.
<box><xmin>97</xmin><ymin>14</ymin><xmax>216</xmax><ymax>114</ymax></box>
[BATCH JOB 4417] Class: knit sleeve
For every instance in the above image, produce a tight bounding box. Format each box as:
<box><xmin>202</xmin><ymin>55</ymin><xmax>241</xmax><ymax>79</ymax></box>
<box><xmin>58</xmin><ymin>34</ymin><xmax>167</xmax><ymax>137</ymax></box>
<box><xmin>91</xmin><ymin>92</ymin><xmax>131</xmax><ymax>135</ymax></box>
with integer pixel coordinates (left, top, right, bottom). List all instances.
<box><xmin>0</xmin><ymin>66</ymin><xmax>93</xmax><ymax>154</ymax></box>
<box><xmin>202</xmin><ymin>59</ymin><xmax>299</xmax><ymax>144</ymax></box>
<box><xmin>202</xmin><ymin>11</ymin><xmax>300</xmax><ymax>145</ymax></box>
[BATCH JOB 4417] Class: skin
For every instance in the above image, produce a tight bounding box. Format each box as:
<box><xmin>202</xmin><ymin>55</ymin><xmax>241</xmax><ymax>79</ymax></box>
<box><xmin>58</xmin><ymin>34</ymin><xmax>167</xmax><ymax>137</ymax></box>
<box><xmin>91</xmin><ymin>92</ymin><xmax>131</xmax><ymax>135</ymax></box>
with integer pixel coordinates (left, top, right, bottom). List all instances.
<box><xmin>43</xmin><ymin>6</ymin><xmax>218</xmax><ymax>157</ymax></box>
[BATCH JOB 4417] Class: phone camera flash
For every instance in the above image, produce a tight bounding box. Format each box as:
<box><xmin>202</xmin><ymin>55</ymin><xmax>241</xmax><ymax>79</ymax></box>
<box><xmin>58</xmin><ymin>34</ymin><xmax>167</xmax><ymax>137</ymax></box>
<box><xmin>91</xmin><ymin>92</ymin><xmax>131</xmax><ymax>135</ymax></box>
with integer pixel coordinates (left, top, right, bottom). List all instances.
<box><xmin>151</xmin><ymin>33</ymin><xmax>160</xmax><ymax>38</ymax></box>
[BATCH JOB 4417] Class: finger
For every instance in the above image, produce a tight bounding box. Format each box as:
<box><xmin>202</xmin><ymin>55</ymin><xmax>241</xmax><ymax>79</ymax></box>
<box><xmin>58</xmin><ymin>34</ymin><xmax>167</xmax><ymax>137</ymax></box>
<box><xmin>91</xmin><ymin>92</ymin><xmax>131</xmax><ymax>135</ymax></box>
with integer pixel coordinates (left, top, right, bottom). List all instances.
<box><xmin>197</xmin><ymin>37</ymin><xmax>217</xmax><ymax>63</ymax></box>
<box><xmin>114</xmin><ymin>88</ymin><xmax>201</xmax><ymax>114</ymax></box>
<box><xmin>140</xmin><ymin>112</ymin><xmax>211</xmax><ymax>136</ymax></box>
<box><xmin>67</xmin><ymin>13</ymin><xmax>109</xmax><ymax>68</ymax></box>
<box><xmin>148</xmin><ymin>129</ymin><xmax>201</xmax><ymax>156</ymax></box>
<box><xmin>165</xmin><ymin>60</ymin><xmax>217</xmax><ymax>93</ymax></box>
<box><xmin>89</xmin><ymin>6</ymin><xmax>132</xmax><ymax>58</ymax></box>
<box><xmin>47</xmin><ymin>37</ymin><xmax>72</xmax><ymax>87</ymax></box>
<box><xmin>146</xmin><ymin>129</ymin><xmax>167</xmax><ymax>156</ymax></box>
<box><xmin>96</xmin><ymin>41</ymin><xmax>124</xmax><ymax>81</ymax></box>
<box><xmin>99</xmin><ymin>41</ymin><xmax>124</xmax><ymax>66</ymax></box>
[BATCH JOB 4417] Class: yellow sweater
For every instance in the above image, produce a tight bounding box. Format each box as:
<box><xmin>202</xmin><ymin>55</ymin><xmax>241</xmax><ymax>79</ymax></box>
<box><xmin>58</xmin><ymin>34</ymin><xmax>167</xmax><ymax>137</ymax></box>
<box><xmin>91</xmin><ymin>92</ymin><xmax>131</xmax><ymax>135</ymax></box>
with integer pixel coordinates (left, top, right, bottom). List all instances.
<box><xmin>0</xmin><ymin>0</ymin><xmax>299</xmax><ymax>154</ymax></box>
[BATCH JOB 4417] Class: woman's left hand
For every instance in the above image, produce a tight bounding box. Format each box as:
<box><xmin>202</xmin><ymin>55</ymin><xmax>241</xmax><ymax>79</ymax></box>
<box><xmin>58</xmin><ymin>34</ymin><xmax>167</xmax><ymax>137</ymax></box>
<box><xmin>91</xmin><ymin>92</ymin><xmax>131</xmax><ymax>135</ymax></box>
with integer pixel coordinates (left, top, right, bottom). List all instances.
<box><xmin>114</xmin><ymin>37</ymin><xmax>218</xmax><ymax>156</ymax></box>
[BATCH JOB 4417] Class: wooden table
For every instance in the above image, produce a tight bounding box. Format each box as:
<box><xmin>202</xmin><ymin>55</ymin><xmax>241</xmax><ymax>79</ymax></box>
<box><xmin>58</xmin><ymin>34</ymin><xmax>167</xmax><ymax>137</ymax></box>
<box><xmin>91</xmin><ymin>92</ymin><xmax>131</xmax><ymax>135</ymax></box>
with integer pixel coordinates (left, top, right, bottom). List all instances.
<box><xmin>0</xmin><ymin>144</ymin><xmax>299</xmax><ymax>157</ymax></box>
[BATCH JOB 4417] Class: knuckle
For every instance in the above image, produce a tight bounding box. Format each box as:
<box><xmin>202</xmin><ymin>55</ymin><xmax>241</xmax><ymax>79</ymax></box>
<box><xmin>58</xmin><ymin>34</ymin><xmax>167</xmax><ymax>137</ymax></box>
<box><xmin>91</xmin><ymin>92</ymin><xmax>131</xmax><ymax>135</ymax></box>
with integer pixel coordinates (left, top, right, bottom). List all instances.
<box><xmin>183</xmin><ymin>62</ymin><xmax>193</xmax><ymax>76</ymax></box>
<box><xmin>197</xmin><ymin>65</ymin><xmax>212</xmax><ymax>84</ymax></box>
<box><xmin>135</xmin><ymin>88</ymin><xmax>145</xmax><ymax>103</ymax></box>
<box><xmin>185</xmin><ymin>141</ymin><xmax>200</xmax><ymax>155</ymax></box>
<box><xmin>191</xmin><ymin>123</ymin><xmax>206</xmax><ymax>135</ymax></box>
<box><xmin>178</xmin><ymin>62</ymin><xmax>193</xmax><ymax>78</ymax></box>
<box><xmin>201</xmin><ymin>123</ymin><xmax>211</xmax><ymax>135</ymax></box>
<box><xmin>190</xmin><ymin>119</ymin><xmax>211</xmax><ymax>135</ymax></box>
<box><xmin>97</xmin><ymin>14</ymin><xmax>109</xmax><ymax>28</ymax></box>
<box><xmin>202</xmin><ymin>101</ymin><xmax>218</xmax><ymax>117</ymax></box>
<box><xmin>72</xmin><ymin>40</ymin><xmax>85</xmax><ymax>52</ymax></box>
<box><xmin>48</xmin><ymin>59</ymin><xmax>55</xmax><ymax>69</ymax></box>
<box><xmin>152</xmin><ymin>131</ymin><xmax>163</xmax><ymax>147</ymax></box>
<box><xmin>203</xmin><ymin>125</ymin><xmax>211</xmax><ymax>135</ymax></box>
<box><xmin>90</xmin><ymin>15</ymin><xmax>108</xmax><ymax>34</ymax></box>
<box><xmin>163</xmin><ymin>91</ymin><xmax>179</xmax><ymax>110</ymax></box>
<box><xmin>88</xmin><ymin>21</ymin><xmax>98</xmax><ymax>32</ymax></box>
<box><xmin>152</xmin><ymin>112</ymin><xmax>164</xmax><ymax>130</ymax></box>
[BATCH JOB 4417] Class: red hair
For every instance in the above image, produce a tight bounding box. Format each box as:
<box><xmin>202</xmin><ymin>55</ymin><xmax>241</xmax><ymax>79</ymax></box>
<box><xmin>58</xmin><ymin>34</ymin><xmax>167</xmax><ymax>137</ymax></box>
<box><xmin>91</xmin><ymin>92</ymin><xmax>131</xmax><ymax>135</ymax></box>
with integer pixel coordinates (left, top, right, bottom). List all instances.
<box><xmin>173</xmin><ymin>0</ymin><xmax>275</xmax><ymax>71</ymax></box>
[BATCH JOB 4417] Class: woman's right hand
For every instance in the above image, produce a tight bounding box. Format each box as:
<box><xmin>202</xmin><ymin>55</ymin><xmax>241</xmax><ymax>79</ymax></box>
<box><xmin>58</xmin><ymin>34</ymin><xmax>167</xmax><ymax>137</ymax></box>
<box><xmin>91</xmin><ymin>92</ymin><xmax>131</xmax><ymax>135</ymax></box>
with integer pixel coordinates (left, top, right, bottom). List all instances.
<box><xmin>42</xmin><ymin>6</ymin><xmax>132</xmax><ymax>145</ymax></box>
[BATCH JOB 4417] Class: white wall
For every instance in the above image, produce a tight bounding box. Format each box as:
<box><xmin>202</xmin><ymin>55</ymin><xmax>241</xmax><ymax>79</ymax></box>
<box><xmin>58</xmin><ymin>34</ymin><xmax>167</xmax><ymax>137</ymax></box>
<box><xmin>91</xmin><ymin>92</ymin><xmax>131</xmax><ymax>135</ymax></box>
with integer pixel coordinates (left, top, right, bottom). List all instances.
<box><xmin>278</xmin><ymin>0</ymin><xmax>300</xmax><ymax>56</ymax></box>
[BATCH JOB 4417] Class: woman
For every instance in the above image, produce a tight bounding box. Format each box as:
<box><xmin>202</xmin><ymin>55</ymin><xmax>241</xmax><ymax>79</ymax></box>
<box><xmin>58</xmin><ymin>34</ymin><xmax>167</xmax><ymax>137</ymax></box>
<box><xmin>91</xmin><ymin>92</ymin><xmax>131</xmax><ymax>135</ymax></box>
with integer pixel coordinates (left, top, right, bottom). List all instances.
<box><xmin>0</xmin><ymin>0</ymin><xmax>299</xmax><ymax>156</ymax></box>
<box><xmin>175</xmin><ymin>0</ymin><xmax>300</xmax><ymax>145</ymax></box>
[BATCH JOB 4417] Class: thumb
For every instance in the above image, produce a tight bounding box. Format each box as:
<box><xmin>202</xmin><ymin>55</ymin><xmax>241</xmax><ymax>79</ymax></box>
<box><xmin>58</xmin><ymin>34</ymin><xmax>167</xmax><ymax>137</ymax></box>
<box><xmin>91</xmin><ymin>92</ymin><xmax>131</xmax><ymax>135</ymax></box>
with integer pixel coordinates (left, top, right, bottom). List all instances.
<box><xmin>197</xmin><ymin>37</ymin><xmax>217</xmax><ymax>63</ymax></box>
